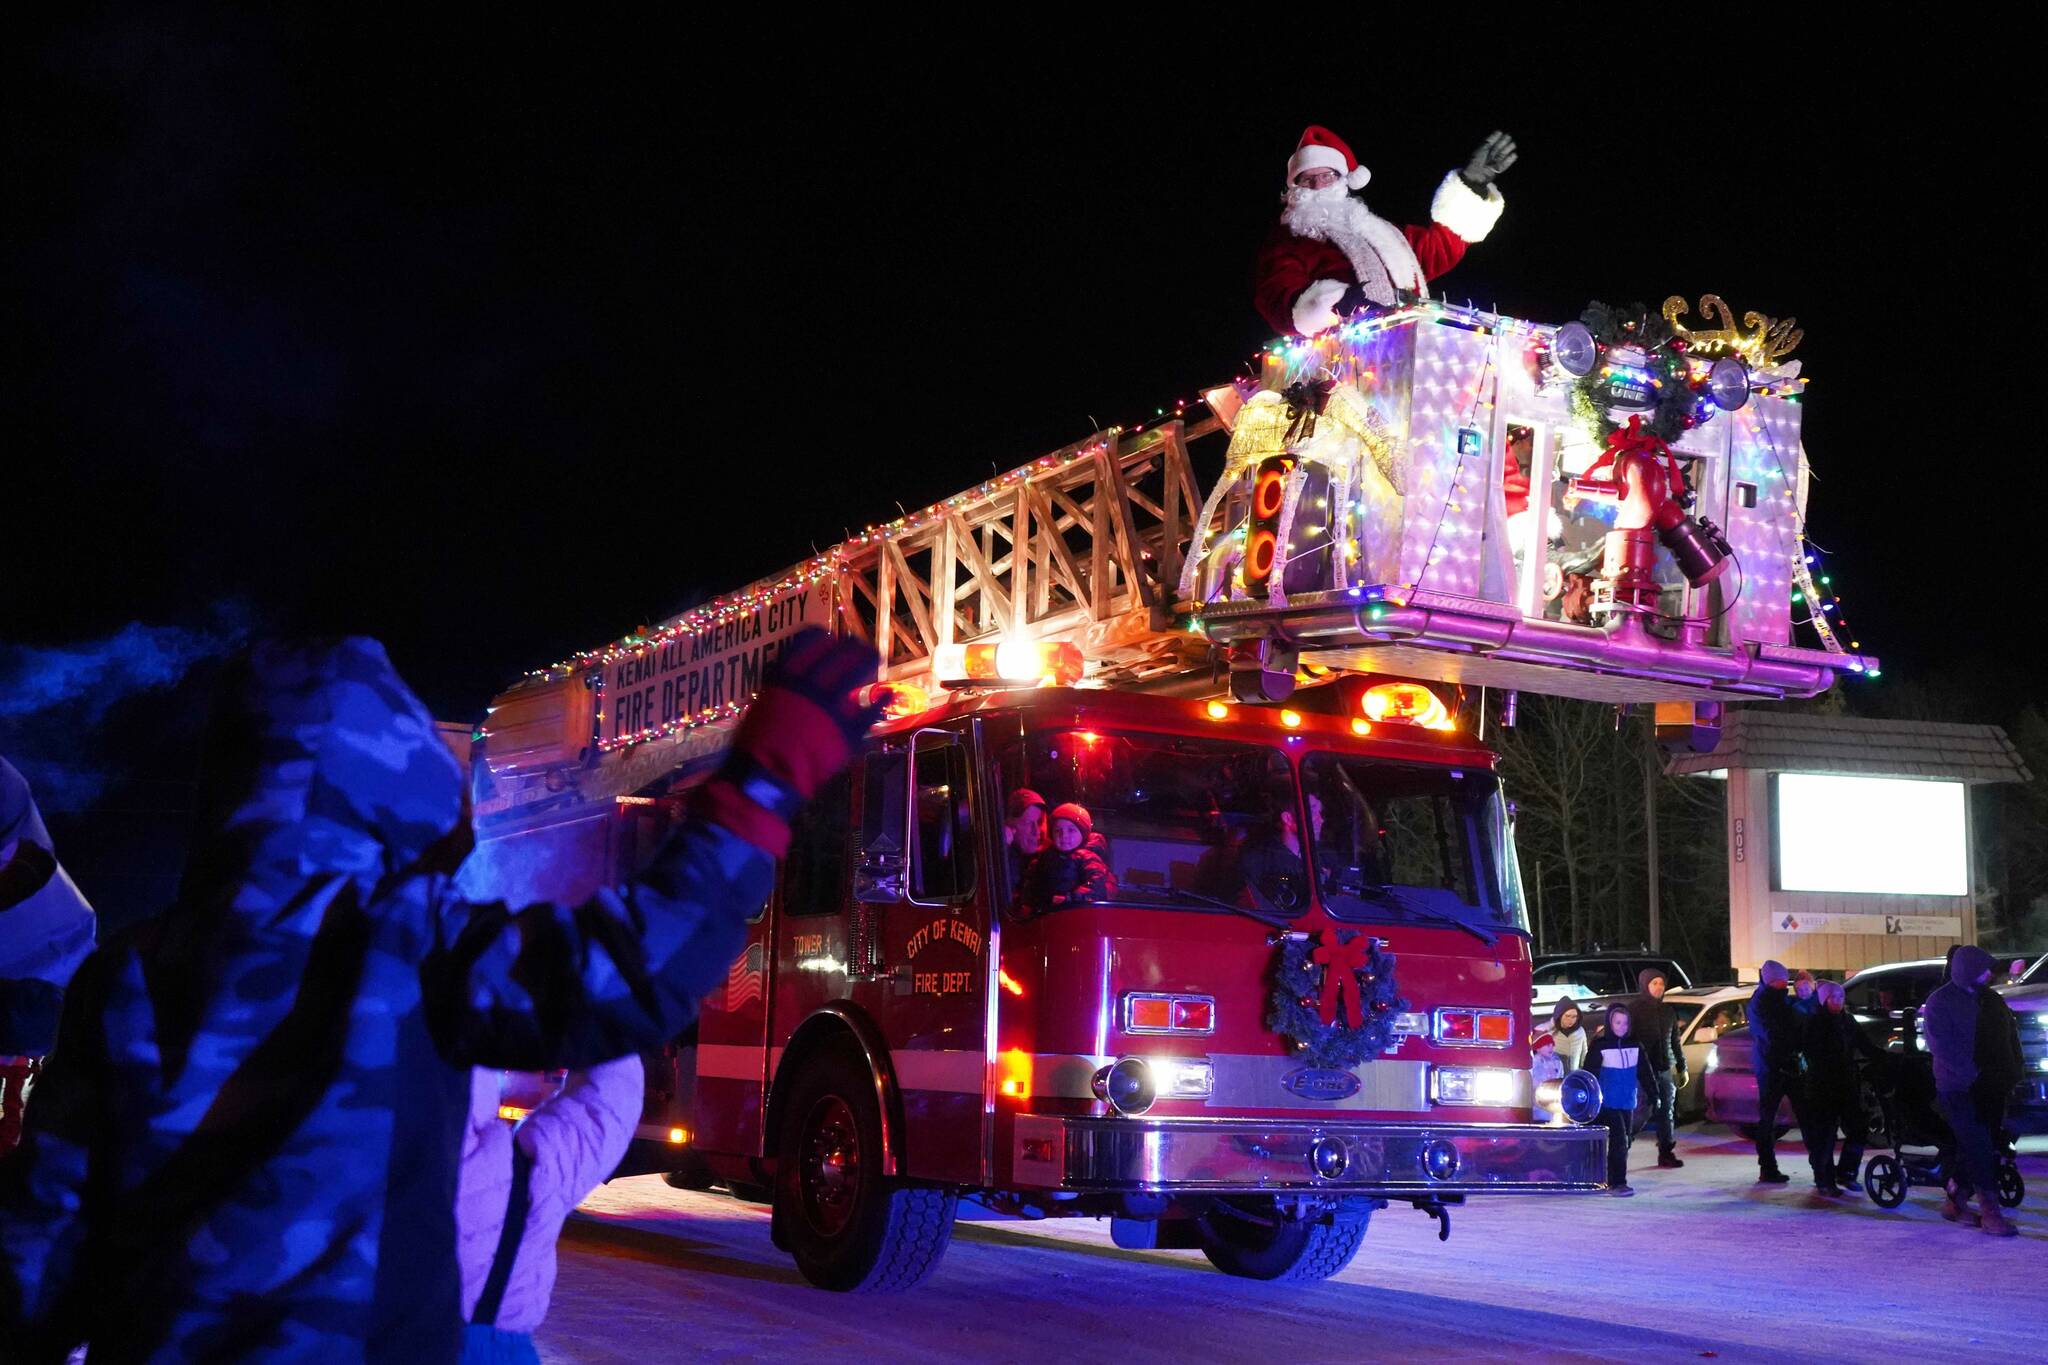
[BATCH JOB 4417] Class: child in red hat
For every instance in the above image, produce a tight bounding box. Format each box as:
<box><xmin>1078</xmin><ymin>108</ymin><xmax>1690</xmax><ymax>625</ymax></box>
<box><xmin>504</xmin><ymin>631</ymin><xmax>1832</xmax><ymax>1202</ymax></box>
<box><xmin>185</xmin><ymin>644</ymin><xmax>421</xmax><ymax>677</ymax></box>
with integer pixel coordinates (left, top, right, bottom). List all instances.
<box><xmin>1016</xmin><ymin>802</ymin><xmax>1116</xmax><ymax>917</ymax></box>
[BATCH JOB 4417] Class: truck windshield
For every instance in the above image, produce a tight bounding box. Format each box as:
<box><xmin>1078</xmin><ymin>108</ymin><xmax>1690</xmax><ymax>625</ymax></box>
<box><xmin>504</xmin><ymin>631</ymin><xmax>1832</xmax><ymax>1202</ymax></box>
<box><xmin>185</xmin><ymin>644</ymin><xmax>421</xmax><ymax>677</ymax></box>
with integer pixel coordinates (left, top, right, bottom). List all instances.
<box><xmin>1299</xmin><ymin>754</ymin><xmax>1530</xmax><ymax>935</ymax></box>
<box><xmin>1002</xmin><ymin>728</ymin><xmax>1298</xmax><ymax>917</ymax></box>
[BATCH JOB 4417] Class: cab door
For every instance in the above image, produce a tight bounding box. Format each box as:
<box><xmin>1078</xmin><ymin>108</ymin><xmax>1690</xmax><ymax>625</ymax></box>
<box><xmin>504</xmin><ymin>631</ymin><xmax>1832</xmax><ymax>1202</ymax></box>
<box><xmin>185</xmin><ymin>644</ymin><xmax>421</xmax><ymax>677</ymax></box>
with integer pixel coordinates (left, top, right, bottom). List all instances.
<box><xmin>849</xmin><ymin>726</ymin><xmax>992</xmax><ymax>1186</ymax></box>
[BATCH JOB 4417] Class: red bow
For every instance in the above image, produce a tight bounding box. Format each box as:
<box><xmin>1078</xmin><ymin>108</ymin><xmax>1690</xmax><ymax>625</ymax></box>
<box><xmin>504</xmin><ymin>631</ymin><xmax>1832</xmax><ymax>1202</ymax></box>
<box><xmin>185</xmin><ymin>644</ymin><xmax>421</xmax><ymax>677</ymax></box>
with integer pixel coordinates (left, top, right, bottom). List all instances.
<box><xmin>1575</xmin><ymin>415</ymin><xmax>1687</xmax><ymax>499</ymax></box>
<box><xmin>1311</xmin><ymin>928</ymin><xmax>1372</xmax><ymax>1029</ymax></box>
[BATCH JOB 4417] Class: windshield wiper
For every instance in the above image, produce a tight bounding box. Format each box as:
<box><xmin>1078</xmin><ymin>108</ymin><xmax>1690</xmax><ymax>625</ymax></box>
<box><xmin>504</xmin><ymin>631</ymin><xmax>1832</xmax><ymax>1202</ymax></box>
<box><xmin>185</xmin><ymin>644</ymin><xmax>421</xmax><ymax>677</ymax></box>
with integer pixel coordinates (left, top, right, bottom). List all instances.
<box><xmin>1110</xmin><ymin>885</ymin><xmax>1294</xmax><ymax>930</ymax></box>
<box><xmin>1323</xmin><ymin>878</ymin><xmax>1502</xmax><ymax>948</ymax></box>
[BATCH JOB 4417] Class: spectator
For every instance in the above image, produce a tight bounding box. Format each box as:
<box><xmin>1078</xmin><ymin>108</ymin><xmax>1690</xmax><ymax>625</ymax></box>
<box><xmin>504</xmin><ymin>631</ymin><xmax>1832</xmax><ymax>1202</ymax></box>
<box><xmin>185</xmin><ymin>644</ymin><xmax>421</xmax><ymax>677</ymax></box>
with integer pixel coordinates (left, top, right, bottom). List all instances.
<box><xmin>1586</xmin><ymin>1003</ymin><xmax>1657</xmax><ymax>1196</ymax></box>
<box><xmin>455</xmin><ymin>1057</ymin><xmax>642</xmax><ymax>1364</ymax></box>
<box><xmin>1923</xmin><ymin>945</ymin><xmax>2019</xmax><ymax>1237</ymax></box>
<box><xmin>0</xmin><ymin>631</ymin><xmax>878</xmax><ymax>1359</ymax></box>
<box><xmin>1628</xmin><ymin>968</ymin><xmax>1687</xmax><ymax>1170</ymax></box>
<box><xmin>1746</xmin><ymin>960</ymin><xmax>1811</xmax><ymax>1184</ymax></box>
<box><xmin>1549</xmin><ymin>998</ymin><xmax>1589</xmax><ymax>1075</ymax></box>
<box><xmin>1792</xmin><ymin>969</ymin><xmax>1820</xmax><ymax>1017</ymax></box>
<box><xmin>1016</xmin><ymin>803</ymin><xmax>1114</xmax><ymax>916</ymax></box>
<box><xmin>1001</xmin><ymin>788</ymin><xmax>1049</xmax><ymax>890</ymax></box>
<box><xmin>0</xmin><ymin>759</ymin><xmax>98</xmax><ymax>1152</ymax></box>
<box><xmin>1801</xmin><ymin>980</ymin><xmax>1885</xmax><ymax>1196</ymax></box>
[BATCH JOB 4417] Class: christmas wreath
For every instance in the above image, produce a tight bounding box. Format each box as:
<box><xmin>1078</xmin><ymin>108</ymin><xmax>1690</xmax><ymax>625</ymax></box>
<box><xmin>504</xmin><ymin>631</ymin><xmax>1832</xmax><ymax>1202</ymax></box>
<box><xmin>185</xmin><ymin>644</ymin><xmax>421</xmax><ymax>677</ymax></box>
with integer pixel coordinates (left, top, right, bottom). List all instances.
<box><xmin>1565</xmin><ymin>301</ymin><xmax>1700</xmax><ymax>444</ymax></box>
<box><xmin>1266</xmin><ymin>927</ymin><xmax>1409</xmax><ymax>1069</ymax></box>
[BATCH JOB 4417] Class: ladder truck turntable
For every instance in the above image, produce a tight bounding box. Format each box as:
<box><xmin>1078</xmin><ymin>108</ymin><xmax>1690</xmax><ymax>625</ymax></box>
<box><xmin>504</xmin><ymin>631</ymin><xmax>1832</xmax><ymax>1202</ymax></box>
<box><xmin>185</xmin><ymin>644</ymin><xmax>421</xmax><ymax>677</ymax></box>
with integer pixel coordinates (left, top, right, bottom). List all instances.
<box><xmin>468</xmin><ymin>300</ymin><xmax>1869</xmax><ymax>1290</ymax></box>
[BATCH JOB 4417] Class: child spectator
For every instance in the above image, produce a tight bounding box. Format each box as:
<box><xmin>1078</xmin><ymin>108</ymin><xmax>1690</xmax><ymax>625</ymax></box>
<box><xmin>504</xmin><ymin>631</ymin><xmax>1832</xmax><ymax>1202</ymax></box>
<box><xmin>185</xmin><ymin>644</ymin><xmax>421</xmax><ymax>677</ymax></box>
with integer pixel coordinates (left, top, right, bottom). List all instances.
<box><xmin>1017</xmin><ymin>803</ymin><xmax>1114</xmax><ymax>916</ymax></box>
<box><xmin>457</xmin><ymin>1056</ymin><xmax>643</xmax><ymax>1363</ymax></box>
<box><xmin>1792</xmin><ymin>969</ymin><xmax>1820</xmax><ymax>1016</ymax></box>
<box><xmin>1586</xmin><ymin>1003</ymin><xmax>1657</xmax><ymax>1196</ymax></box>
<box><xmin>1548</xmin><ymin>998</ymin><xmax>1588</xmax><ymax>1075</ymax></box>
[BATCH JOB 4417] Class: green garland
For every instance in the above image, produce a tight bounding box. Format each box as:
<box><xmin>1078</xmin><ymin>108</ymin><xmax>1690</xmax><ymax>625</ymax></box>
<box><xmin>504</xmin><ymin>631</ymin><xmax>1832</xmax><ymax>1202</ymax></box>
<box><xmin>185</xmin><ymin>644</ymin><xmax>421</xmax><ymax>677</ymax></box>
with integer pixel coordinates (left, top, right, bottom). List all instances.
<box><xmin>1265</xmin><ymin>931</ymin><xmax>1408</xmax><ymax>1069</ymax></box>
<box><xmin>1569</xmin><ymin>300</ymin><xmax>1699</xmax><ymax>443</ymax></box>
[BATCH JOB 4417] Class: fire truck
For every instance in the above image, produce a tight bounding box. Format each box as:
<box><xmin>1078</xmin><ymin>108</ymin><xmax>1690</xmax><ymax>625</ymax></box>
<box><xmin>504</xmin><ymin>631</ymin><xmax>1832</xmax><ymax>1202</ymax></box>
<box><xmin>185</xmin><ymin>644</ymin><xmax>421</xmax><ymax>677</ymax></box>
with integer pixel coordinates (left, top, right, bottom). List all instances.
<box><xmin>467</xmin><ymin>301</ymin><xmax>1870</xmax><ymax>1289</ymax></box>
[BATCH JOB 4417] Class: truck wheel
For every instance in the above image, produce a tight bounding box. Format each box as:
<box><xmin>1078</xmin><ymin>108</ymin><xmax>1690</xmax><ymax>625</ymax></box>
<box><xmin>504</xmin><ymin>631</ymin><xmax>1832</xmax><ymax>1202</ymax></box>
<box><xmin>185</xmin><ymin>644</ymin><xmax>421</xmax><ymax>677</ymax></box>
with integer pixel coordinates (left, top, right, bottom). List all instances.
<box><xmin>1997</xmin><ymin>1160</ymin><xmax>2024</xmax><ymax>1209</ymax></box>
<box><xmin>1195</xmin><ymin>1198</ymin><xmax>1368</xmax><ymax>1282</ymax></box>
<box><xmin>773</xmin><ymin>1045</ymin><xmax>956</xmax><ymax>1292</ymax></box>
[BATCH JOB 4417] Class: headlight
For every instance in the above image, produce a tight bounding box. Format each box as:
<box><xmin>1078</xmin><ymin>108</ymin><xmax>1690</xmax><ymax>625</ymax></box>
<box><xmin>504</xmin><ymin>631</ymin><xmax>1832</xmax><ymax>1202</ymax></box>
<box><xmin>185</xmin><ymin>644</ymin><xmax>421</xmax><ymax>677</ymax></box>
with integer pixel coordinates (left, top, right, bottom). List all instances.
<box><xmin>1704</xmin><ymin>1049</ymin><xmax>1721</xmax><ymax>1074</ymax></box>
<box><xmin>1433</xmin><ymin>1066</ymin><xmax>1521</xmax><ymax>1106</ymax></box>
<box><xmin>1149</xmin><ymin>1057</ymin><xmax>1214</xmax><ymax>1099</ymax></box>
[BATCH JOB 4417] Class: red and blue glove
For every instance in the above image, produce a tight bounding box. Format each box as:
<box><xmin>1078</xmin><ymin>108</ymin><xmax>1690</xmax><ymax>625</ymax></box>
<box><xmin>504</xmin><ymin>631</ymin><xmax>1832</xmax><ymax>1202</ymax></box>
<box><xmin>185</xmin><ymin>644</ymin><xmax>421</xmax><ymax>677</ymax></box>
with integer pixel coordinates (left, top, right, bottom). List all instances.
<box><xmin>693</xmin><ymin>628</ymin><xmax>882</xmax><ymax>856</ymax></box>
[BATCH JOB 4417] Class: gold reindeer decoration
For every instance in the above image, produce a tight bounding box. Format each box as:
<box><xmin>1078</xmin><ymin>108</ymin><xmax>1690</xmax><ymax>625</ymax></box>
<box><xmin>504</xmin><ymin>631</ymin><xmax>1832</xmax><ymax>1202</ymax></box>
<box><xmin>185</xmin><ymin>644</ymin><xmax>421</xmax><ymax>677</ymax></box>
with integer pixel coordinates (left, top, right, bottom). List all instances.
<box><xmin>1661</xmin><ymin>294</ymin><xmax>1803</xmax><ymax>367</ymax></box>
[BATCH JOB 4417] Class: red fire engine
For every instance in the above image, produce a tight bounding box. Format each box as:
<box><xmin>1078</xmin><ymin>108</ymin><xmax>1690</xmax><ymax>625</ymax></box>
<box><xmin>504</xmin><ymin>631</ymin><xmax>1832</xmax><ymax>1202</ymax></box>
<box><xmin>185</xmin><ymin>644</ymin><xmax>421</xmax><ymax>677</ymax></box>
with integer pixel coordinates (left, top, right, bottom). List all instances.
<box><xmin>469</xmin><ymin>302</ymin><xmax>1868</xmax><ymax>1289</ymax></box>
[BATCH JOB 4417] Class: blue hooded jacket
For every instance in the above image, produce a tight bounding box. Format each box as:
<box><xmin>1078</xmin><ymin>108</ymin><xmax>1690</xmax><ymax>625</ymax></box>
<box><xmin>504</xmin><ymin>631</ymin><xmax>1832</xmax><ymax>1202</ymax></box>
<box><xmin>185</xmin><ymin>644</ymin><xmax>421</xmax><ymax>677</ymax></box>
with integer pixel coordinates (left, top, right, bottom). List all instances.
<box><xmin>0</xmin><ymin>758</ymin><xmax>97</xmax><ymax>1055</ymax></box>
<box><xmin>0</xmin><ymin>639</ymin><xmax>771</xmax><ymax>1361</ymax></box>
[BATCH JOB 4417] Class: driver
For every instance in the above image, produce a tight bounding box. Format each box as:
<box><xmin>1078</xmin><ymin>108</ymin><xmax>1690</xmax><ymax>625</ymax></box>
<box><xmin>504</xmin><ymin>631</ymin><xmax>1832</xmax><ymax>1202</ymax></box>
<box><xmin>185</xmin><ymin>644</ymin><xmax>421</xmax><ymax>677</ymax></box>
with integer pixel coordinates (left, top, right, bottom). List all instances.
<box><xmin>1239</xmin><ymin>794</ymin><xmax>1326</xmax><ymax>912</ymax></box>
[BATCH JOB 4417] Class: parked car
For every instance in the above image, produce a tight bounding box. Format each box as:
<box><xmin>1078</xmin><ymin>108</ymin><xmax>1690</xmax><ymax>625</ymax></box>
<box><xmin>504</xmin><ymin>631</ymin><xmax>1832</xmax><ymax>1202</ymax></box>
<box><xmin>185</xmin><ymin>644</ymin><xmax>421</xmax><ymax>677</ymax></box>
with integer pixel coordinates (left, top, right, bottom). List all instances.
<box><xmin>1989</xmin><ymin>979</ymin><xmax>2048</xmax><ymax>1136</ymax></box>
<box><xmin>1702</xmin><ymin>1025</ymin><xmax>1796</xmax><ymax>1136</ymax></box>
<box><xmin>1532</xmin><ymin>951</ymin><xmax>1693</xmax><ymax>1014</ymax></box>
<box><xmin>1842</xmin><ymin>958</ymin><xmax>1947</xmax><ymax>1052</ymax></box>
<box><xmin>2002</xmin><ymin>951</ymin><xmax>2048</xmax><ymax>986</ymax></box>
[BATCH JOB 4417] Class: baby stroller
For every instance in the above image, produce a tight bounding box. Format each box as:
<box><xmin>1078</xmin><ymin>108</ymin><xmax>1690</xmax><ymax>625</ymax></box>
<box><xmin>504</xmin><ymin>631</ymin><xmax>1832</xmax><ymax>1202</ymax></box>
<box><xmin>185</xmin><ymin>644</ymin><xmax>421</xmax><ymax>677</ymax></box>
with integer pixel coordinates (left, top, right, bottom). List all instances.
<box><xmin>1862</xmin><ymin>1050</ymin><xmax>2024</xmax><ymax>1211</ymax></box>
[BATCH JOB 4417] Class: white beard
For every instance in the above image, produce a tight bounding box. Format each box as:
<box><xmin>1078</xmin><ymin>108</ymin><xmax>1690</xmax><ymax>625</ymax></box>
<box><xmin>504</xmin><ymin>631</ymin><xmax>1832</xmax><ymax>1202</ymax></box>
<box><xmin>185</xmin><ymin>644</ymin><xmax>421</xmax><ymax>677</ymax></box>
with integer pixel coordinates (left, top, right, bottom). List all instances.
<box><xmin>1279</xmin><ymin>183</ymin><xmax>1426</xmax><ymax>306</ymax></box>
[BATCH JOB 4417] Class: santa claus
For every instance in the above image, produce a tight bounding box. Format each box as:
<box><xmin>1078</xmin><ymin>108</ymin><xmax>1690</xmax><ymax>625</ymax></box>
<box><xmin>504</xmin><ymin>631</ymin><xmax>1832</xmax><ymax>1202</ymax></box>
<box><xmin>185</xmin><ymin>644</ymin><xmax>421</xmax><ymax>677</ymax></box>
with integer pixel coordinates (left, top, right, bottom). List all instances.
<box><xmin>1254</xmin><ymin>126</ymin><xmax>1517</xmax><ymax>337</ymax></box>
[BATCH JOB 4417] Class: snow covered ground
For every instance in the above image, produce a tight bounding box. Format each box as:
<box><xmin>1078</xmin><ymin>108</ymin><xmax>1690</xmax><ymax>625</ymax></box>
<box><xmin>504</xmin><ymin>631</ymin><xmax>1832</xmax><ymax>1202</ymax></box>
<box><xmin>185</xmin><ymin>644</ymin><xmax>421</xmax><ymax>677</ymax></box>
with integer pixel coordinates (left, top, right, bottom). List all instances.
<box><xmin>542</xmin><ymin>1124</ymin><xmax>2048</xmax><ymax>1363</ymax></box>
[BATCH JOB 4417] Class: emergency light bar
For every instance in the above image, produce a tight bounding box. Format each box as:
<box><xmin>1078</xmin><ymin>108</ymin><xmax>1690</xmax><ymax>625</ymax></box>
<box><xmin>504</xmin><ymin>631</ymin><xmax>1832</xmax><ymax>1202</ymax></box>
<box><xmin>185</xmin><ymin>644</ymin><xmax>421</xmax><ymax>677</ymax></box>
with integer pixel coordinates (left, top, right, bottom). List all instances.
<box><xmin>1360</xmin><ymin>681</ymin><xmax>1456</xmax><ymax>732</ymax></box>
<box><xmin>856</xmin><ymin>680</ymin><xmax>931</xmax><ymax>722</ymax></box>
<box><xmin>934</xmin><ymin>639</ymin><xmax>1085</xmax><ymax>688</ymax></box>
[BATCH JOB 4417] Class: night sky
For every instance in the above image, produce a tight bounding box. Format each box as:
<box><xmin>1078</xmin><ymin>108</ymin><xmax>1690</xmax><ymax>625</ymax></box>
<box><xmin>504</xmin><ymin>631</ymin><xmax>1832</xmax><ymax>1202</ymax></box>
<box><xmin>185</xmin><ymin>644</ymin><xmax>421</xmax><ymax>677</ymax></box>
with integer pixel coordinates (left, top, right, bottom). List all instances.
<box><xmin>5</xmin><ymin>16</ymin><xmax>2042</xmax><ymax>912</ymax></box>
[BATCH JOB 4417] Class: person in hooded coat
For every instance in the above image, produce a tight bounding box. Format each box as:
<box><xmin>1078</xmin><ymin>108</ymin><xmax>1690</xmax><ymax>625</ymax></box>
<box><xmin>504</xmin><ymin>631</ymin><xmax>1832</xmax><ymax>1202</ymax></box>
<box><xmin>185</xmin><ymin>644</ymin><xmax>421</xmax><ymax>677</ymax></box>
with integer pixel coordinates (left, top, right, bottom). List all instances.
<box><xmin>1627</xmin><ymin>967</ymin><xmax>1687</xmax><ymax>1170</ymax></box>
<box><xmin>1548</xmin><ymin>997</ymin><xmax>1589</xmax><ymax>1075</ymax></box>
<box><xmin>1923</xmin><ymin>944</ymin><xmax>2022</xmax><ymax>1236</ymax></box>
<box><xmin>0</xmin><ymin>630</ymin><xmax>878</xmax><ymax>1360</ymax></box>
<box><xmin>1800</xmin><ymin>979</ymin><xmax>1886</xmax><ymax>1196</ymax></box>
<box><xmin>0</xmin><ymin>758</ymin><xmax>98</xmax><ymax>1151</ymax></box>
<box><xmin>1745</xmin><ymin>960</ymin><xmax>1811</xmax><ymax>1183</ymax></box>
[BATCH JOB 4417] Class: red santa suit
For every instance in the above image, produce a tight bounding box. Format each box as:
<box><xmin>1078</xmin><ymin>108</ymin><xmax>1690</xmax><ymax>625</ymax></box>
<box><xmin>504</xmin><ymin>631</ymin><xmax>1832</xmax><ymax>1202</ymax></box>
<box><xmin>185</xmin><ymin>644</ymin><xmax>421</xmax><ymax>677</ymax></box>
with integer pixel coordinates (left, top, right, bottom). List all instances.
<box><xmin>1253</xmin><ymin>126</ymin><xmax>1505</xmax><ymax>337</ymax></box>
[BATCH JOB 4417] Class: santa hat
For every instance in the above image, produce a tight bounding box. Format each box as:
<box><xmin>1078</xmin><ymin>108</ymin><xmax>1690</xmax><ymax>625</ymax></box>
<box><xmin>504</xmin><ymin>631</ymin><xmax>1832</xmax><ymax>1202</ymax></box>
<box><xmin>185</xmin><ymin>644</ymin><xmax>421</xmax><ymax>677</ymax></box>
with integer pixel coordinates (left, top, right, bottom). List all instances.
<box><xmin>1287</xmin><ymin>126</ymin><xmax>1371</xmax><ymax>191</ymax></box>
<box><xmin>1049</xmin><ymin>802</ymin><xmax>1093</xmax><ymax>839</ymax></box>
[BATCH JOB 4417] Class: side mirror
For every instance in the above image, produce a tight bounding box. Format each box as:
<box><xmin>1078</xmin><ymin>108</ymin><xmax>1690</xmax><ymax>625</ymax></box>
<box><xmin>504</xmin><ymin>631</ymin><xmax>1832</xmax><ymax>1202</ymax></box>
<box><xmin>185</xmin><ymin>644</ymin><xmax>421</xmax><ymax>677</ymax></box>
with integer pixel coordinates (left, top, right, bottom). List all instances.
<box><xmin>855</xmin><ymin>749</ymin><xmax>908</xmax><ymax>904</ymax></box>
<box><xmin>1693</xmin><ymin>1026</ymin><xmax>1718</xmax><ymax>1044</ymax></box>
<box><xmin>853</xmin><ymin>852</ymin><xmax>904</xmax><ymax>904</ymax></box>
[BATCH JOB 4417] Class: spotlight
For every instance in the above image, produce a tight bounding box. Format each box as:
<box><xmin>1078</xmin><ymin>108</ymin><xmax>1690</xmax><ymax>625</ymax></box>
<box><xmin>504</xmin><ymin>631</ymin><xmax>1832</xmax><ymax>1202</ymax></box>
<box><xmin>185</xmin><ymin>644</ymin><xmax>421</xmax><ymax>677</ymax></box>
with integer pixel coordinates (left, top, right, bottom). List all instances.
<box><xmin>1659</xmin><ymin>514</ymin><xmax>1735</xmax><ymax>587</ymax></box>
<box><xmin>1552</xmin><ymin>322</ymin><xmax>1600</xmax><ymax>376</ymax></box>
<box><xmin>1707</xmin><ymin>356</ymin><xmax>1751</xmax><ymax>411</ymax></box>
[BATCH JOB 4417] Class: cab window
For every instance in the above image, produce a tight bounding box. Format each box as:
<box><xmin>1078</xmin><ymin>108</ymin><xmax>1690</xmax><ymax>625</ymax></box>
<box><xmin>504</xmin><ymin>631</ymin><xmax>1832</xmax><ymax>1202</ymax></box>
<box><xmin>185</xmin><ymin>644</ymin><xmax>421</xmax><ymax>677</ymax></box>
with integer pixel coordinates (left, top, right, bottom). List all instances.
<box><xmin>909</xmin><ymin>731</ymin><xmax>976</xmax><ymax>904</ymax></box>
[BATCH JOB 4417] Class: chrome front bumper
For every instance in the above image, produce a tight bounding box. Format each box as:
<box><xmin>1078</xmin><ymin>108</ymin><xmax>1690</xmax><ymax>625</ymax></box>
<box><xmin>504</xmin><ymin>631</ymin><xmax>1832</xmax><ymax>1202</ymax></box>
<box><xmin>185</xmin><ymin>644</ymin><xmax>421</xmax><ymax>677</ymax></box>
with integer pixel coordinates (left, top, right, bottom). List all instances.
<box><xmin>1013</xmin><ymin>1115</ymin><xmax>1607</xmax><ymax>1195</ymax></box>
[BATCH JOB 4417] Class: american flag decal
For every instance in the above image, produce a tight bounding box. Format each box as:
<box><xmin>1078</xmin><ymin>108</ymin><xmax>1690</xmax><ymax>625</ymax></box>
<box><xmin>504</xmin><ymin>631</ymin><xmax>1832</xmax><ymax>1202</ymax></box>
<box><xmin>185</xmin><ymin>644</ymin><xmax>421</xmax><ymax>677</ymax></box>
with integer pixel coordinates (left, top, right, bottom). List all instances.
<box><xmin>723</xmin><ymin>943</ymin><xmax>765</xmax><ymax>1012</ymax></box>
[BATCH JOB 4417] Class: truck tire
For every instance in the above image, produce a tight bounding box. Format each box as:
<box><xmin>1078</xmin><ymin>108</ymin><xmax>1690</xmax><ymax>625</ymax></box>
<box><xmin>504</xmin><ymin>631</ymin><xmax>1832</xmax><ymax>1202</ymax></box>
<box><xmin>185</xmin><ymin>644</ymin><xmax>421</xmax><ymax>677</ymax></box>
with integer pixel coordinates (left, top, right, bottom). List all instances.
<box><xmin>1195</xmin><ymin>1198</ymin><xmax>1368</xmax><ymax>1282</ymax></box>
<box><xmin>773</xmin><ymin>1044</ymin><xmax>956</xmax><ymax>1292</ymax></box>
